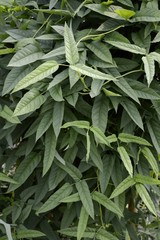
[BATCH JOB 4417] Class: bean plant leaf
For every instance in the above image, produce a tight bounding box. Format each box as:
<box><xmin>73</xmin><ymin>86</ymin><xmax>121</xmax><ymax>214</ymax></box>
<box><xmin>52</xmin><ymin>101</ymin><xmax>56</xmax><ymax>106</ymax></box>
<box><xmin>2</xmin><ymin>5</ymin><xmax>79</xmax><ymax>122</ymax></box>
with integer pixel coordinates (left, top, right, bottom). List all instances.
<box><xmin>117</xmin><ymin>146</ymin><xmax>133</xmax><ymax>177</ymax></box>
<box><xmin>134</xmin><ymin>174</ymin><xmax>160</xmax><ymax>185</ymax></box>
<box><xmin>77</xmin><ymin>206</ymin><xmax>89</xmax><ymax>240</ymax></box>
<box><xmin>118</xmin><ymin>133</ymin><xmax>151</xmax><ymax>146</ymax></box>
<box><xmin>12</xmin><ymin>60</ymin><xmax>59</xmax><ymax>92</ymax></box>
<box><xmin>114</xmin><ymin>9</ymin><xmax>135</xmax><ymax>20</ymax></box>
<box><xmin>0</xmin><ymin>173</ymin><xmax>18</xmax><ymax>184</ymax></box>
<box><xmin>62</xmin><ymin>120</ymin><xmax>90</xmax><ymax>129</ymax></box>
<box><xmin>141</xmin><ymin>147</ymin><xmax>159</xmax><ymax>176</ymax></box>
<box><xmin>142</xmin><ymin>54</ymin><xmax>155</xmax><ymax>86</ymax></box>
<box><xmin>96</xmin><ymin>228</ymin><xmax>119</xmax><ymax>240</ymax></box>
<box><xmin>0</xmin><ymin>105</ymin><xmax>21</xmax><ymax>124</ymax></box>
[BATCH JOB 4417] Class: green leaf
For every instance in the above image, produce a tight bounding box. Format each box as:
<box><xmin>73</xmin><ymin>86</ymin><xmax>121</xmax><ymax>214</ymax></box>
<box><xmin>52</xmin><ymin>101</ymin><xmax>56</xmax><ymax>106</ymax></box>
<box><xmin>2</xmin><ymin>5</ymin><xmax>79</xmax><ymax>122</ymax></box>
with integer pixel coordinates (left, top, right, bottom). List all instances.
<box><xmin>90</xmin><ymin>136</ymin><xmax>103</xmax><ymax>172</ymax></box>
<box><xmin>41</xmin><ymin>46</ymin><xmax>65</xmax><ymax>59</ymax></box>
<box><xmin>49</xmin><ymin>84</ymin><xmax>64</xmax><ymax>102</ymax></box>
<box><xmin>90</xmin><ymin>126</ymin><xmax>110</xmax><ymax>147</ymax></box>
<box><xmin>8</xmin><ymin>153</ymin><xmax>41</xmax><ymax>192</ymax></box>
<box><xmin>43</xmin><ymin>127</ymin><xmax>57</xmax><ymax>176</ymax></box>
<box><xmin>0</xmin><ymin>48</ymin><xmax>15</xmax><ymax>55</ymax></box>
<box><xmin>56</xmin><ymin>161</ymin><xmax>82</xmax><ymax>181</ymax></box>
<box><xmin>53</xmin><ymin>101</ymin><xmax>64</xmax><ymax>138</ymax></box>
<box><xmin>142</xmin><ymin>55</ymin><xmax>155</xmax><ymax>86</ymax></box>
<box><xmin>147</xmin><ymin>120</ymin><xmax>160</xmax><ymax>153</ymax></box>
<box><xmin>12</xmin><ymin>60</ymin><xmax>59</xmax><ymax>92</ymax></box>
<box><xmin>48</xmin><ymin>68</ymin><xmax>68</xmax><ymax>89</ymax></box>
<box><xmin>8</xmin><ymin>44</ymin><xmax>44</xmax><ymax>67</ymax></box>
<box><xmin>92</xmin><ymin>94</ymin><xmax>109</xmax><ymax>133</ymax></box>
<box><xmin>92</xmin><ymin>191</ymin><xmax>123</xmax><ymax>217</ymax></box>
<box><xmin>136</xmin><ymin>184</ymin><xmax>157</xmax><ymax>216</ymax></box>
<box><xmin>58</xmin><ymin>227</ymin><xmax>96</xmax><ymax>238</ymax></box>
<box><xmin>134</xmin><ymin>174</ymin><xmax>160</xmax><ymax>185</ymax></box>
<box><xmin>70</xmin><ymin>64</ymin><xmax>116</xmax><ymax>81</ymax></box>
<box><xmin>96</xmin><ymin>228</ymin><xmax>119</xmax><ymax>240</ymax></box>
<box><xmin>60</xmin><ymin>193</ymin><xmax>80</xmax><ymax>203</ymax></box>
<box><xmin>121</xmin><ymin>101</ymin><xmax>143</xmax><ymax>130</ymax></box>
<box><xmin>16</xmin><ymin>229</ymin><xmax>45</xmax><ymax>239</ymax></box>
<box><xmin>0</xmin><ymin>173</ymin><xmax>18</xmax><ymax>184</ymax></box>
<box><xmin>118</xmin><ymin>133</ymin><xmax>151</xmax><ymax>146</ymax></box>
<box><xmin>131</xmin><ymin>8</ymin><xmax>160</xmax><ymax>22</ymax></box>
<box><xmin>64</xmin><ymin>23</ymin><xmax>79</xmax><ymax>65</ymax></box>
<box><xmin>0</xmin><ymin>105</ymin><xmax>21</xmax><ymax>124</ymax></box>
<box><xmin>36</xmin><ymin>110</ymin><xmax>53</xmax><ymax>141</ymax></box>
<box><xmin>77</xmin><ymin>206</ymin><xmax>89</xmax><ymax>240</ymax></box>
<box><xmin>86</xmin><ymin>131</ymin><xmax>90</xmax><ymax>162</ymax></box>
<box><xmin>13</xmin><ymin>88</ymin><xmax>46</xmax><ymax>116</ymax></box>
<box><xmin>62</xmin><ymin>120</ymin><xmax>90</xmax><ymax>129</ymax></box>
<box><xmin>0</xmin><ymin>219</ymin><xmax>13</xmax><ymax>240</ymax></box>
<box><xmin>36</xmin><ymin>183</ymin><xmax>73</xmax><ymax>214</ymax></box>
<box><xmin>105</xmin><ymin>40</ymin><xmax>146</xmax><ymax>55</ymax></box>
<box><xmin>117</xmin><ymin>146</ymin><xmax>133</xmax><ymax>177</ymax></box>
<box><xmin>76</xmin><ymin>180</ymin><xmax>94</xmax><ymax>219</ymax></box>
<box><xmin>114</xmin><ymin>9</ymin><xmax>135</xmax><ymax>20</ymax></box>
<box><xmin>110</xmin><ymin>176</ymin><xmax>135</xmax><ymax>199</ymax></box>
<box><xmin>141</xmin><ymin>147</ymin><xmax>159</xmax><ymax>176</ymax></box>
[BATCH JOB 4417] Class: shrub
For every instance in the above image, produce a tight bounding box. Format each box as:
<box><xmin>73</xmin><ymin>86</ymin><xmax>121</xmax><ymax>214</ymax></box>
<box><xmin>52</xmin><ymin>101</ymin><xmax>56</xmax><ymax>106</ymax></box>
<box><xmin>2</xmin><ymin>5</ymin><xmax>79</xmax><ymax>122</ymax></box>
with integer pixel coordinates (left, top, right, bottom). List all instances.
<box><xmin>0</xmin><ymin>0</ymin><xmax>160</xmax><ymax>239</ymax></box>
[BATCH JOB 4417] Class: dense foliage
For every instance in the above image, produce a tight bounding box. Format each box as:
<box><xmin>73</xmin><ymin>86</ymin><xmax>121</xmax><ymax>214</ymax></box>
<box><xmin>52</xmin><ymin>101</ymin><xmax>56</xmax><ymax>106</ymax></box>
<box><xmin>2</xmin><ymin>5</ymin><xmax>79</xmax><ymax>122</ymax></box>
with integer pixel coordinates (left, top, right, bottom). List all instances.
<box><xmin>1</xmin><ymin>0</ymin><xmax>160</xmax><ymax>239</ymax></box>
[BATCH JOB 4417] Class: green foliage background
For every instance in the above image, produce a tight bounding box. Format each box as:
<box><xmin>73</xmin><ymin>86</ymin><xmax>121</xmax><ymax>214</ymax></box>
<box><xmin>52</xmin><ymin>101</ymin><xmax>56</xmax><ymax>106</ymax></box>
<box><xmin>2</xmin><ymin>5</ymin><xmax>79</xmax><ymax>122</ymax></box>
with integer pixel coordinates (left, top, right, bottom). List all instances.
<box><xmin>0</xmin><ymin>0</ymin><xmax>160</xmax><ymax>239</ymax></box>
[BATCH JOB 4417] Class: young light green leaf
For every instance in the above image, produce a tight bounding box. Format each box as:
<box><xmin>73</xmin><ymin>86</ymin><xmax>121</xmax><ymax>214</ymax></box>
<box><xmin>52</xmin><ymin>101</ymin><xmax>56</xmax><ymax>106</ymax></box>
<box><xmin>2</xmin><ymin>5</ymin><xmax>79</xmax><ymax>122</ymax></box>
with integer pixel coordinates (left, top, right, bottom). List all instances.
<box><xmin>90</xmin><ymin>126</ymin><xmax>110</xmax><ymax>147</ymax></box>
<box><xmin>121</xmin><ymin>101</ymin><xmax>144</xmax><ymax>130</ymax></box>
<box><xmin>8</xmin><ymin>44</ymin><xmax>44</xmax><ymax>67</ymax></box>
<box><xmin>134</xmin><ymin>174</ymin><xmax>160</xmax><ymax>185</ymax></box>
<box><xmin>142</xmin><ymin>55</ymin><xmax>155</xmax><ymax>86</ymax></box>
<box><xmin>70</xmin><ymin>64</ymin><xmax>116</xmax><ymax>81</ymax></box>
<box><xmin>43</xmin><ymin>127</ymin><xmax>57</xmax><ymax>176</ymax></box>
<box><xmin>118</xmin><ymin>133</ymin><xmax>151</xmax><ymax>146</ymax></box>
<box><xmin>0</xmin><ymin>173</ymin><xmax>18</xmax><ymax>184</ymax></box>
<box><xmin>141</xmin><ymin>147</ymin><xmax>159</xmax><ymax>176</ymax></box>
<box><xmin>16</xmin><ymin>230</ymin><xmax>46</xmax><ymax>239</ymax></box>
<box><xmin>76</xmin><ymin>180</ymin><xmax>94</xmax><ymax>219</ymax></box>
<box><xmin>53</xmin><ymin>101</ymin><xmax>64</xmax><ymax>138</ymax></box>
<box><xmin>117</xmin><ymin>146</ymin><xmax>133</xmax><ymax>177</ymax></box>
<box><xmin>0</xmin><ymin>48</ymin><xmax>15</xmax><ymax>55</ymax></box>
<box><xmin>136</xmin><ymin>183</ymin><xmax>157</xmax><ymax>216</ymax></box>
<box><xmin>77</xmin><ymin>206</ymin><xmax>89</xmax><ymax>240</ymax></box>
<box><xmin>0</xmin><ymin>105</ymin><xmax>21</xmax><ymax>124</ymax></box>
<box><xmin>12</xmin><ymin>60</ymin><xmax>59</xmax><ymax>92</ymax></box>
<box><xmin>92</xmin><ymin>191</ymin><xmax>123</xmax><ymax>217</ymax></box>
<box><xmin>8</xmin><ymin>153</ymin><xmax>41</xmax><ymax>192</ymax></box>
<box><xmin>13</xmin><ymin>88</ymin><xmax>46</xmax><ymax>116</ymax></box>
<box><xmin>64</xmin><ymin>23</ymin><xmax>79</xmax><ymax>64</ymax></box>
<box><xmin>110</xmin><ymin>176</ymin><xmax>135</xmax><ymax>199</ymax></box>
<box><xmin>105</xmin><ymin>40</ymin><xmax>146</xmax><ymax>55</ymax></box>
<box><xmin>36</xmin><ymin>110</ymin><xmax>53</xmax><ymax>141</ymax></box>
<box><xmin>96</xmin><ymin>228</ymin><xmax>119</xmax><ymax>240</ymax></box>
<box><xmin>115</xmin><ymin>9</ymin><xmax>135</xmax><ymax>20</ymax></box>
<box><xmin>36</xmin><ymin>183</ymin><xmax>73</xmax><ymax>214</ymax></box>
<box><xmin>62</xmin><ymin>120</ymin><xmax>90</xmax><ymax>129</ymax></box>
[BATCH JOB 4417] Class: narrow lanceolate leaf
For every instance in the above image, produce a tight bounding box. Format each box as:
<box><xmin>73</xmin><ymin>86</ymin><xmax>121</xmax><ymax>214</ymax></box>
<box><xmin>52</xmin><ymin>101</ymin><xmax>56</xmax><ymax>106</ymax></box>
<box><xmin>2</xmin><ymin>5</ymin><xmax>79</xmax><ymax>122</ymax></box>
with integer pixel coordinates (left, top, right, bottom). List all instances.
<box><xmin>16</xmin><ymin>230</ymin><xmax>45</xmax><ymax>239</ymax></box>
<box><xmin>8</xmin><ymin>44</ymin><xmax>44</xmax><ymax>67</ymax></box>
<box><xmin>76</xmin><ymin>180</ymin><xmax>94</xmax><ymax>219</ymax></box>
<box><xmin>36</xmin><ymin>183</ymin><xmax>73</xmax><ymax>214</ymax></box>
<box><xmin>8</xmin><ymin>153</ymin><xmax>41</xmax><ymax>192</ymax></box>
<box><xmin>110</xmin><ymin>176</ymin><xmax>135</xmax><ymax>199</ymax></box>
<box><xmin>36</xmin><ymin>110</ymin><xmax>53</xmax><ymax>141</ymax></box>
<box><xmin>96</xmin><ymin>228</ymin><xmax>119</xmax><ymax>240</ymax></box>
<box><xmin>56</xmin><ymin>161</ymin><xmax>82</xmax><ymax>181</ymax></box>
<box><xmin>0</xmin><ymin>105</ymin><xmax>21</xmax><ymax>124</ymax></box>
<box><xmin>92</xmin><ymin>191</ymin><xmax>123</xmax><ymax>217</ymax></box>
<box><xmin>141</xmin><ymin>147</ymin><xmax>159</xmax><ymax>176</ymax></box>
<box><xmin>142</xmin><ymin>55</ymin><xmax>155</xmax><ymax>86</ymax></box>
<box><xmin>53</xmin><ymin>101</ymin><xmax>64</xmax><ymax>138</ymax></box>
<box><xmin>147</xmin><ymin>120</ymin><xmax>160</xmax><ymax>153</ymax></box>
<box><xmin>86</xmin><ymin>131</ymin><xmax>90</xmax><ymax>162</ymax></box>
<box><xmin>62</xmin><ymin>121</ymin><xmax>90</xmax><ymax>129</ymax></box>
<box><xmin>41</xmin><ymin>46</ymin><xmax>65</xmax><ymax>59</ymax></box>
<box><xmin>0</xmin><ymin>173</ymin><xmax>18</xmax><ymax>184</ymax></box>
<box><xmin>77</xmin><ymin>206</ymin><xmax>89</xmax><ymax>240</ymax></box>
<box><xmin>105</xmin><ymin>41</ymin><xmax>146</xmax><ymax>55</ymax></box>
<box><xmin>70</xmin><ymin>64</ymin><xmax>116</xmax><ymax>81</ymax></box>
<box><xmin>58</xmin><ymin>227</ymin><xmax>96</xmax><ymax>238</ymax></box>
<box><xmin>118</xmin><ymin>133</ymin><xmax>151</xmax><ymax>146</ymax></box>
<box><xmin>117</xmin><ymin>146</ymin><xmax>133</xmax><ymax>177</ymax></box>
<box><xmin>90</xmin><ymin>126</ymin><xmax>110</xmax><ymax>147</ymax></box>
<box><xmin>60</xmin><ymin>193</ymin><xmax>80</xmax><ymax>203</ymax></box>
<box><xmin>64</xmin><ymin>23</ymin><xmax>79</xmax><ymax>64</ymax></box>
<box><xmin>136</xmin><ymin>184</ymin><xmax>157</xmax><ymax>216</ymax></box>
<box><xmin>134</xmin><ymin>174</ymin><xmax>160</xmax><ymax>185</ymax></box>
<box><xmin>121</xmin><ymin>101</ymin><xmax>144</xmax><ymax>130</ymax></box>
<box><xmin>0</xmin><ymin>219</ymin><xmax>13</xmax><ymax>240</ymax></box>
<box><xmin>12</xmin><ymin>60</ymin><xmax>59</xmax><ymax>92</ymax></box>
<box><xmin>13</xmin><ymin>88</ymin><xmax>46</xmax><ymax>116</ymax></box>
<box><xmin>43</xmin><ymin>127</ymin><xmax>56</xmax><ymax>176</ymax></box>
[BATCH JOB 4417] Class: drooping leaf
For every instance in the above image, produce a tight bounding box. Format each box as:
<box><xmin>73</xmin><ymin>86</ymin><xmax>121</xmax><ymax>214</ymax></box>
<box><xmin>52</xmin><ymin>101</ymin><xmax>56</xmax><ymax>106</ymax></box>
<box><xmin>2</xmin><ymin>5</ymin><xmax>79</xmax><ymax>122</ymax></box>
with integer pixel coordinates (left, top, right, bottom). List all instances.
<box><xmin>16</xmin><ymin>229</ymin><xmax>46</xmax><ymax>239</ymax></box>
<box><xmin>53</xmin><ymin>101</ymin><xmax>64</xmax><ymax>138</ymax></box>
<box><xmin>90</xmin><ymin>126</ymin><xmax>110</xmax><ymax>147</ymax></box>
<box><xmin>58</xmin><ymin>227</ymin><xmax>96</xmax><ymax>238</ymax></box>
<box><xmin>43</xmin><ymin>127</ymin><xmax>57</xmax><ymax>176</ymax></box>
<box><xmin>117</xmin><ymin>146</ymin><xmax>133</xmax><ymax>177</ymax></box>
<box><xmin>0</xmin><ymin>173</ymin><xmax>18</xmax><ymax>184</ymax></box>
<box><xmin>76</xmin><ymin>180</ymin><xmax>94</xmax><ymax>219</ymax></box>
<box><xmin>8</xmin><ymin>153</ymin><xmax>41</xmax><ymax>192</ymax></box>
<box><xmin>141</xmin><ymin>147</ymin><xmax>159</xmax><ymax>176</ymax></box>
<box><xmin>134</xmin><ymin>174</ymin><xmax>160</xmax><ymax>185</ymax></box>
<box><xmin>77</xmin><ymin>206</ymin><xmax>89</xmax><ymax>240</ymax></box>
<box><xmin>64</xmin><ymin>23</ymin><xmax>79</xmax><ymax>65</ymax></box>
<box><xmin>13</xmin><ymin>88</ymin><xmax>46</xmax><ymax>116</ymax></box>
<box><xmin>118</xmin><ymin>133</ymin><xmax>151</xmax><ymax>146</ymax></box>
<box><xmin>62</xmin><ymin>120</ymin><xmax>90</xmax><ymax>129</ymax></box>
<box><xmin>147</xmin><ymin>120</ymin><xmax>160</xmax><ymax>153</ymax></box>
<box><xmin>110</xmin><ymin>176</ymin><xmax>135</xmax><ymax>199</ymax></box>
<box><xmin>96</xmin><ymin>228</ymin><xmax>119</xmax><ymax>240</ymax></box>
<box><xmin>12</xmin><ymin>60</ymin><xmax>59</xmax><ymax>92</ymax></box>
<box><xmin>56</xmin><ymin>161</ymin><xmax>82</xmax><ymax>181</ymax></box>
<box><xmin>89</xmin><ymin>135</ymin><xmax>103</xmax><ymax>172</ymax></box>
<box><xmin>41</xmin><ymin>46</ymin><xmax>65</xmax><ymax>59</ymax></box>
<box><xmin>136</xmin><ymin>183</ymin><xmax>157</xmax><ymax>216</ymax></box>
<box><xmin>0</xmin><ymin>105</ymin><xmax>21</xmax><ymax>124</ymax></box>
<box><xmin>8</xmin><ymin>44</ymin><xmax>44</xmax><ymax>67</ymax></box>
<box><xmin>36</xmin><ymin>183</ymin><xmax>73</xmax><ymax>214</ymax></box>
<box><xmin>86</xmin><ymin>131</ymin><xmax>90</xmax><ymax>162</ymax></box>
<box><xmin>60</xmin><ymin>193</ymin><xmax>80</xmax><ymax>203</ymax></box>
<box><xmin>0</xmin><ymin>219</ymin><xmax>13</xmax><ymax>240</ymax></box>
<box><xmin>142</xmin><ymin>54</ymin><xmax>155</xmax><ymax>86</ymax></box>
<box><xmin>36</xmin><ymin>110</ymin><xmax>53</xmax><ymax>141</ymax></box>
<box><xmin>92</xmin><ymin>191</ymin><xmax>123</xmax><ymax>217</ymax></box>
